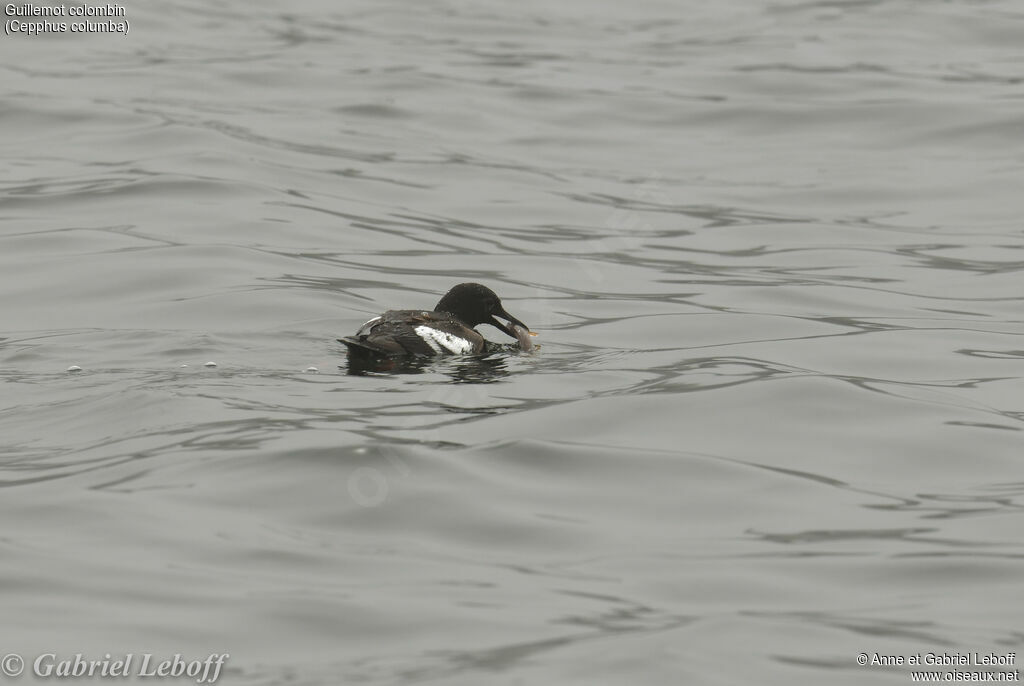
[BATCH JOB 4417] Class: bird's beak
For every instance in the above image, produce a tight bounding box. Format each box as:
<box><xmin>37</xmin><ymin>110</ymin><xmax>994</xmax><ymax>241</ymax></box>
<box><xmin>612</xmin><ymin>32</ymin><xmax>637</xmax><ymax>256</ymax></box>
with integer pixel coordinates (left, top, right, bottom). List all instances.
<box><xmin>488</xmin><ymin>306</ymin><xmax>529</xmax><ymax>339</ymax></box>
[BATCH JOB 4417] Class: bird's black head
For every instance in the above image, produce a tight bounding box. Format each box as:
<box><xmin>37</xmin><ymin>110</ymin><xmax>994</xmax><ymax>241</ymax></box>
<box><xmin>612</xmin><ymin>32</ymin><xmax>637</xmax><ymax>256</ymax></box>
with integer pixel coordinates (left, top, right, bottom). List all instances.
<box><xmin>434</xmin><ymin>283</ymin><xmax>528</xmax><ymax>339</ymax></box>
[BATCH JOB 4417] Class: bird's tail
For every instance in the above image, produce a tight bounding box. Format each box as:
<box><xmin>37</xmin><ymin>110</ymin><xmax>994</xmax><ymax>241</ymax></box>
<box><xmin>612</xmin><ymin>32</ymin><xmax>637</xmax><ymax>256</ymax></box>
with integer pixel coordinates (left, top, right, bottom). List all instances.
<box><xmin>338</xmin><ymin>337</ymin><xmax>388</xmax><ymax>357</ymax></box>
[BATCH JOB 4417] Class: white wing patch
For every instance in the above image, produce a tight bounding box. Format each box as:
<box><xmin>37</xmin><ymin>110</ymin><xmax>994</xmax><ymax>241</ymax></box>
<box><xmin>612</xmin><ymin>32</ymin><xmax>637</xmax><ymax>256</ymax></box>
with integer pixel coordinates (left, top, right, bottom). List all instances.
<box><xmin>414</xmin><ymin>325</ymin><xmax>474</xmax><ymax>354</ymax></box>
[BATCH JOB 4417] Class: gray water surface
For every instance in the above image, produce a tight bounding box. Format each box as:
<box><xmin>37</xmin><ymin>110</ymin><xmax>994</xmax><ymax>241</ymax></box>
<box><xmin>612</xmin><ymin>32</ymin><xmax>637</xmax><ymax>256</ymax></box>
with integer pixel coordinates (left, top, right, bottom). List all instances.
<box><xmin>3</xmin><ymin>1</ymin><xmax>1024</xmax><ymax>684</ymax></box>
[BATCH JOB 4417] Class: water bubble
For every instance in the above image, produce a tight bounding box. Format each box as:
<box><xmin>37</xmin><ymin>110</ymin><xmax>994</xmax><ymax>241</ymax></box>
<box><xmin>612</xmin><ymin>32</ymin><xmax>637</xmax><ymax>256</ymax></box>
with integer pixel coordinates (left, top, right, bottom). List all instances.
<box><xmin>204</xmin><ymin>361</ymin><xmax>218</xmax><ymax>368</ymax></box>
<box><xmin>66</xmin><ymin>365</ymin><xmax>82</xmax><ymax>373</ymax></box>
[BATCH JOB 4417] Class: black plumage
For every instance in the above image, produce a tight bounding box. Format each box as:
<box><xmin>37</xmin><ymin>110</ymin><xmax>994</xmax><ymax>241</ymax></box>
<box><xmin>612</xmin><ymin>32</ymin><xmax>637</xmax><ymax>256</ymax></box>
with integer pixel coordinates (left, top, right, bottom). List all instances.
<box><xmin>339</xmin><ymin>283</ymin><xmax>529</xmax><ymax>358</ymax></box>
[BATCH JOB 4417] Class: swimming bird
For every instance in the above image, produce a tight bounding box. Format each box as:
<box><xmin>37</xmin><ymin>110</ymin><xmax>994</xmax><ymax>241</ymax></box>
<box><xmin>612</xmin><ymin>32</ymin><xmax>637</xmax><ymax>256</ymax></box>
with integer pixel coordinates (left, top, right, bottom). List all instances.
<box><xmin>339</xmin><ymin>283</ymin><xmax>532</xmax><ymax>357</ymax></box>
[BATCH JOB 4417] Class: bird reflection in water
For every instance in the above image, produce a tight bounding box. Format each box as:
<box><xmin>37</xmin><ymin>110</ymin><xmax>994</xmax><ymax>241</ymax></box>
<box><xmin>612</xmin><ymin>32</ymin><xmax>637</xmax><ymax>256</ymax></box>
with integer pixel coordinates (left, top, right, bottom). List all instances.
<box><xmin>342</xmin><ymin>348</ymin><xmax>515</xmax><ymax>383</ymax></box>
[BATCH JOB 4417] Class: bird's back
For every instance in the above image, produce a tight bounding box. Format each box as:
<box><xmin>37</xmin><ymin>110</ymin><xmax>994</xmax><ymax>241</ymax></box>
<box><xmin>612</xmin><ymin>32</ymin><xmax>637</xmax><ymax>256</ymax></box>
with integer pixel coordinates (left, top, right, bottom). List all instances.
<box><xmin>339</xmin><ymin>310</ymin><xmax>485</xmax><ymax>357</ymax></box>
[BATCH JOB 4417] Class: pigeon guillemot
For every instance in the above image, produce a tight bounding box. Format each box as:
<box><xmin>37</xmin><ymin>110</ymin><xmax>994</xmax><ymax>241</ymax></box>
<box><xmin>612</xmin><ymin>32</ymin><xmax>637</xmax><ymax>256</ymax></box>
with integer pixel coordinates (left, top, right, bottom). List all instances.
<box><xmin>339</xmin><ymin>283</ymin><xmax>534</xmax><ymax>357</ymax></box>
